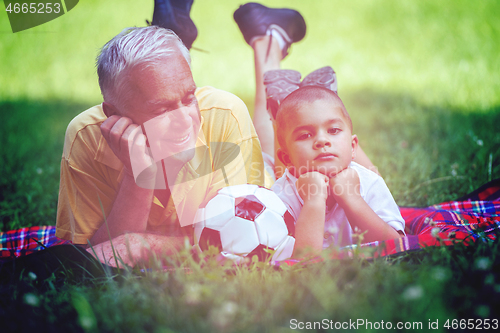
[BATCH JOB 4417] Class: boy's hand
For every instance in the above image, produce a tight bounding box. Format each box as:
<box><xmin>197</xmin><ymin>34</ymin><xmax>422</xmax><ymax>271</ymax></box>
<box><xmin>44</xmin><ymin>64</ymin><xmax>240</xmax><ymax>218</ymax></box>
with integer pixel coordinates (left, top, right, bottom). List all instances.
<box><xmin>328</xmin><ymin>167</ymin><xmax>403</xmax><ymax>243</ymax></box>
<box><xmin>329</xmin><ymin>167</ymin><xmax>361</xmax><ymax>207</ymax></box>
<box><xmin>296</xmin><ymin>171</ymin><xmax>329</xmax><ymax>203</ymax></box>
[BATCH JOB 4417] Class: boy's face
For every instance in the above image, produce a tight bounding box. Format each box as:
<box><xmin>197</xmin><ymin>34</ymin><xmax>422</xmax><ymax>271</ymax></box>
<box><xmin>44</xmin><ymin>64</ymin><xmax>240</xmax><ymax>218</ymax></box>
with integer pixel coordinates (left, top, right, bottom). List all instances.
<box><xmin>278</xmin><ymin>99</ymin><xmax>358</xmax><ymax>178</ymax></box>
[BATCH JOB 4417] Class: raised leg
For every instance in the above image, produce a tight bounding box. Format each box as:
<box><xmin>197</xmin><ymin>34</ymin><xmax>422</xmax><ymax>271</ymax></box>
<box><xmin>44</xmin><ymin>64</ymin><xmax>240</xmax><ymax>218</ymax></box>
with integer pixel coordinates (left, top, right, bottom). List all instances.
<box><xmin>252</xmin><ymin>36</ymin><xmax>281</xmax><ymax>158</ymax></box>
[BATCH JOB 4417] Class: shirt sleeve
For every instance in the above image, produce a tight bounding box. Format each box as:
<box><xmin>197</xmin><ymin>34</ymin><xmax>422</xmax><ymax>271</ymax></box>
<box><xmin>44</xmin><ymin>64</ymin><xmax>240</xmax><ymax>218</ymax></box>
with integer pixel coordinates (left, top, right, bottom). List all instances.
<box><xmin>362</xmin><ymin>175</ymin><xmax>406</xmax><ymax>234</ymax></box>
<box><xmin>198</xmin><ymin>88</ymin><xmax>266</xmax><ymax>195</ymax></box>
<box><xmin>56</xmin><ymin>122</ymin><xmax>120</xmax><ymax>244</ymax></box>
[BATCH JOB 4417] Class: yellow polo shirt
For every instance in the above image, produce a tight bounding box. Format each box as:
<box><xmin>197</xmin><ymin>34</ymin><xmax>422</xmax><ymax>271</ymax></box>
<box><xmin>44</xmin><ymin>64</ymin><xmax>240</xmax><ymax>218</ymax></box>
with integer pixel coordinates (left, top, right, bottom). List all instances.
<box><xmin>56</xmin><ymin>86</ymin><xmax>273</xmax><ymax>244</ymax></box>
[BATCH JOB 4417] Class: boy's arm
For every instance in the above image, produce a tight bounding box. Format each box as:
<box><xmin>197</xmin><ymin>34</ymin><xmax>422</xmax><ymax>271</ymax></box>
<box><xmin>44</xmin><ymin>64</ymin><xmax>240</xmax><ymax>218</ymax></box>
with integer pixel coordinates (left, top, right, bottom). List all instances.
<box><xmin>293</xmin><ymin>172</ymin><xmax>329</xmax><ymax>256</ymax></box>
<box><xmin>340</xmin><ymin>195</ymin><xmax>402</xmax><ymax>243</ymax></box>
<box><xmin>330</xmin><ymin>168</ymin><xmax>402</xmax><ymax>243</ymax></box>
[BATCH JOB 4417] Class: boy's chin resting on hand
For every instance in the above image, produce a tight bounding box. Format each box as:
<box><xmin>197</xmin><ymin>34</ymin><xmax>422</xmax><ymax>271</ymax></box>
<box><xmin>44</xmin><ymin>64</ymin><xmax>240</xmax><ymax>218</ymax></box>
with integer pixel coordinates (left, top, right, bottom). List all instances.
<box><xmin>328</xmin><ymin>167</ymin><xmax>361</xmax><ymax>205</ymax></box>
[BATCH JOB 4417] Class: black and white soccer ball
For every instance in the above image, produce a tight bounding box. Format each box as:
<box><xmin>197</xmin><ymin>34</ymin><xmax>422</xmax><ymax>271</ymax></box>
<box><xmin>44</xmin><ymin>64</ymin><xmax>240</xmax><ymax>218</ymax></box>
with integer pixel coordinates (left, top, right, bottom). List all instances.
<box><xmin>193</xmin><ymin>184</ymin><xmax>296</xmax><ymax>262</ymax></box>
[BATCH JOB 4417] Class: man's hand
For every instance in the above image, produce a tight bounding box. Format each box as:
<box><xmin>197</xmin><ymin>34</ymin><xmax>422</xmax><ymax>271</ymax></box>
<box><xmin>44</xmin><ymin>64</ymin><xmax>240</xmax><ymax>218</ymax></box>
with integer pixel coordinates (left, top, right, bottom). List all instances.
<box><xmin>88</xmin><ymin>233</ymin><xmax>186</xmax><ymax>268</ymax></box>
<box><xmin>90</xmin><ymin>116</ymin><xmax>158</xmax><ymax>246</ymax></box>
<box><xmin>328</xmin><ymin>167</ymin><xmax>361</xmax><ymax>207</ymax></box>
<box><xmin>296</xmin><ymin>171</ymin><xmax>329</xmax><ymax>203</ymax></box>
<box><xmin>100</xmin><ymin>115</ymin><xmax>157</xmax><ymax>186</ymax></box>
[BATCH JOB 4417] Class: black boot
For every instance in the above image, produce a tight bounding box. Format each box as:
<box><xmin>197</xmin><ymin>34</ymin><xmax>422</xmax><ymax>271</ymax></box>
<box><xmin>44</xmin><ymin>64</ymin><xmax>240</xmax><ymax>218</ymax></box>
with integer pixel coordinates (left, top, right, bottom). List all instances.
<box><xmin>151</xmin><ymin>0</ymin><xmax>197</xmax><ymax>50</ymax></box>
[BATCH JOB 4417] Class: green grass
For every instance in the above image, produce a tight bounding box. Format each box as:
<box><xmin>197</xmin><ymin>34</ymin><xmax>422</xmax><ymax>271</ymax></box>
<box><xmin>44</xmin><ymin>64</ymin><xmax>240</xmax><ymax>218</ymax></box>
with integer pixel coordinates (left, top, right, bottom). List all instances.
<box><xmin>2</xmin><ymin>239</ymin><xmax>500</xmax><ymax>332</ymax></box>
<box><xmin>0</xmin><ymin>100</ymin><xmax>85</xmax><ymax>231</ymax></box>
<box><xmin>1</xmin><ymin>0</ymin><xmax>500</xmax><ymax>331</ymax></box>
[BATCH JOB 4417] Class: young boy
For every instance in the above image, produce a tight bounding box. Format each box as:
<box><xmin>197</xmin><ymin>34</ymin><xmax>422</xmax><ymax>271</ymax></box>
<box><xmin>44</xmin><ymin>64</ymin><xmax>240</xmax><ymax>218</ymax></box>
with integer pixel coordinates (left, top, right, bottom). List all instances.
<box><xmin>271</xmin><ymin>86</ymin><xmax>405</xmax><ymax>254</ymax></box>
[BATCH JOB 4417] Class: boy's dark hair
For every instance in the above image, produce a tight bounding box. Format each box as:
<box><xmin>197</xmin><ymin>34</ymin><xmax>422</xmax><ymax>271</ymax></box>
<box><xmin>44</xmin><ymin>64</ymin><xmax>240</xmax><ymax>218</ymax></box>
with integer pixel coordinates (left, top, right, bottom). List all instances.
<box><xmin>275</xmin><ymin>86</ymin><xmax>352</xmax><ymax>150</ymax></box>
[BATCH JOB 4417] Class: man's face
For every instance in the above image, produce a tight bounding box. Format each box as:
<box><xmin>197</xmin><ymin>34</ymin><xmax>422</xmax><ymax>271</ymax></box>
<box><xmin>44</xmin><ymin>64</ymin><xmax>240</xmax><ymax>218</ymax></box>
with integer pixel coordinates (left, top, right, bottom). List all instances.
<box><xmin>118</xmin><ymin>52</ymin><xmax>201</xmax><ymax>165</ymax></box>
<box><xmin>280</xmin><ymin>99</ymin><xmax>357</xmax><ymax>178</ymax></box>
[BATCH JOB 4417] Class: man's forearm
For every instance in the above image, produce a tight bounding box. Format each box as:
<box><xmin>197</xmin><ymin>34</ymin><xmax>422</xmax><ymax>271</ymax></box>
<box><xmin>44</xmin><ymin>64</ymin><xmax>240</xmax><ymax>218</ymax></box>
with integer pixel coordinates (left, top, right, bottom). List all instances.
<box><xmin>90</xmin><ymin>172</ymin><xmax>155</xmax><ymax>246</ymax></box>
<box><xmin>88</xmin><ymin>233</ymin><xmax>187</xmax><ymax>268</ymax></box>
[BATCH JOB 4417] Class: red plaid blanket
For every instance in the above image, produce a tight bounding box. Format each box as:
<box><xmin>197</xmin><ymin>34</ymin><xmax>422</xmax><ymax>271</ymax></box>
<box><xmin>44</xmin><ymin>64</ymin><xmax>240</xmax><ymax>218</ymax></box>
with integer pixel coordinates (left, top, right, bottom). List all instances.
<box><xmin>2</xmin><ymin>179</ymin><xmax>500</xmax><ymax>261</ymax></box>
<box><xmin>354</xmin><ymin>199</ymin><xmax>500</xmax><ymax>258</ymax></box>
<box><xmin>0</xmin><ymin>226</ymin><xmax>70</xmax><ymax>259</ymax></box>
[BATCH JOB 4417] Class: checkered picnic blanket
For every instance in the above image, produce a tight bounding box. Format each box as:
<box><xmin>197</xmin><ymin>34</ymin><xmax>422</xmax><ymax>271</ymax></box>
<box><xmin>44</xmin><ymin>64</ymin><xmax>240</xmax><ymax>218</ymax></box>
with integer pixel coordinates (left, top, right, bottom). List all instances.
<box><xmin>0</xmin><ymin>226</ymin><xmax>70</xmax><ymax>259</ymax></box>
<box><xmin>2</xmin><ymin>179</ymin><xmax>500</xmax><ymax>261</ymax></box>
<box><xmin>358</xmin><ymin>198</ymin><xmax>500</xmax><ymax>258</ymax></box>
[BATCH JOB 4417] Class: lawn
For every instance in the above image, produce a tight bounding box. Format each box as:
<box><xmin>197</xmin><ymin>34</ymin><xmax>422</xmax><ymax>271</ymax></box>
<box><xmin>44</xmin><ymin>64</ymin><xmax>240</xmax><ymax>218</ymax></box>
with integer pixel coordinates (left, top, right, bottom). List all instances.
<box><xmin>1</xmin><ymin>0</ymin><xmax>499</xmax><ymax>332</ymax></box>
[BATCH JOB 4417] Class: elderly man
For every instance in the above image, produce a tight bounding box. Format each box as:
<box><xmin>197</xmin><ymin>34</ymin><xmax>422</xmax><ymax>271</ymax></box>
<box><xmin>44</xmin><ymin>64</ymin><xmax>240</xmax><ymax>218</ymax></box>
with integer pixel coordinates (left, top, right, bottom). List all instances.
<box><xmin>55</xmin><ymin>26</ymin><xmax>268</xmax><ymax>265</ymax></box>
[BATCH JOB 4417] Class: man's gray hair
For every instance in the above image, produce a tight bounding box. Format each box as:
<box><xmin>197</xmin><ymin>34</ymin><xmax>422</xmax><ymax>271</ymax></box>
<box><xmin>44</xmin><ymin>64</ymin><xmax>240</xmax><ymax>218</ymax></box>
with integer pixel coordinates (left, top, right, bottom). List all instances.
<box><xmin>97</xmin><ymin>26</ymin><xmax>191</xmax><ymax>107</ymax></box>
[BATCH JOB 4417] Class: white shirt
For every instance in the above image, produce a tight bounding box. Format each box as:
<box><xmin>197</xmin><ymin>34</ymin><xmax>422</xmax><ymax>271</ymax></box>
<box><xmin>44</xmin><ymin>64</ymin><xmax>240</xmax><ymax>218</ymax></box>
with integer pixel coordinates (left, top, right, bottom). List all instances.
<box><xmin>271</xmin><ymin>162</ymin><xmax>405</xmax><ymax>248</ymax></box>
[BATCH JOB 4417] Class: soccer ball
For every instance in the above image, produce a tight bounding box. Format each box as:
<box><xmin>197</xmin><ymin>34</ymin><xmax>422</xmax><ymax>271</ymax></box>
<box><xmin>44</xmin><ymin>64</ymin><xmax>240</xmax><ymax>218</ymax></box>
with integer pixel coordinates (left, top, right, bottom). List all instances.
<box><xmin>193</xmin><ymin>184</ymin><xmax>296</xmax><ymax>262</ymax></box>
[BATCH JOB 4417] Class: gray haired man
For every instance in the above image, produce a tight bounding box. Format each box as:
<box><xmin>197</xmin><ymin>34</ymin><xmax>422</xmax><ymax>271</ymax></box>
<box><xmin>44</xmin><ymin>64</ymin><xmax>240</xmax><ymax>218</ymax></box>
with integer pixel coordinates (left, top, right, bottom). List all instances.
<box><xmin>56</xmin><ymin>26</ymin><xmax>268</xmax><ymax>266</ymax></box>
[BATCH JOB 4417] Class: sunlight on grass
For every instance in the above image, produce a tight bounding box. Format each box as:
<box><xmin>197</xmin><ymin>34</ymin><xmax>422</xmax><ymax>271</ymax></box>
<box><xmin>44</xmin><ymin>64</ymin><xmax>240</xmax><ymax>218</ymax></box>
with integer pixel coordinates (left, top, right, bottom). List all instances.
<box><xmin>1</xmin><ymin>0</ymin><xmax>498</xmax><ymax>110</ymax></box>
<box><xmin>0</xmin><ymin>0</ymin><xmax>153</xmax><ymax>103</ymax></box>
